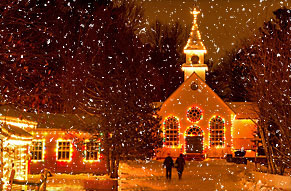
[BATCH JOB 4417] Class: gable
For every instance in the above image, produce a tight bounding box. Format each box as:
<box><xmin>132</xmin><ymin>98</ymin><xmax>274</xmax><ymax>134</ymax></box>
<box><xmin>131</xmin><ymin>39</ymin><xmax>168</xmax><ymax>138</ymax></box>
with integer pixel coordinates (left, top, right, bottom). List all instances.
<box><xmin>159</xmin><ymin>72</ymin><xmax>235</xmax><ymax>119</ymax></box>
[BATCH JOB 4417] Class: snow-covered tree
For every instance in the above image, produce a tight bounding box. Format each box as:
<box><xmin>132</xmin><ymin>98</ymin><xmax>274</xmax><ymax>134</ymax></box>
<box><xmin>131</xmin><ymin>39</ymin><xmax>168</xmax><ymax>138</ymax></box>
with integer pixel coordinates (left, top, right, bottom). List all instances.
<box><xmin>206</xmin><ymin>41</ymin><xmax>253</xmax><ymax>102</ymax></box>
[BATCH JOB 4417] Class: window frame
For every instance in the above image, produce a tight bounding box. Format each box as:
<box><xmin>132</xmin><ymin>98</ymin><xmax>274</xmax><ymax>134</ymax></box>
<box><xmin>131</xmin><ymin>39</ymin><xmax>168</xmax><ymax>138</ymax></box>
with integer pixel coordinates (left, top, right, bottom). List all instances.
<box><xmin>187</xmin><ymin>106</ymin><xmax>203</xmax><ymax>123</ymax></box>
<box><xmin>56</xmin><ymin>140</ymin><xmax>72</xmax><ymax>161</ymax></box>
<box><xmin>31</xmin><ymin>140</ymin><xmax>45</xmax><ymax>161</ymax></box>
<box><xmin>209</xmin><ymin>116</ymin><xmax>225</xmax><ymax>148</ymax></box>
<box><xmin>163</xmin><ymin>116</ymin><xmax>180</xmax><ymax>147</ymax></box>
<box><xmin>84</xmin><ymin>140</ymin><xmax>101</xmax><ymax>162</ymax></box>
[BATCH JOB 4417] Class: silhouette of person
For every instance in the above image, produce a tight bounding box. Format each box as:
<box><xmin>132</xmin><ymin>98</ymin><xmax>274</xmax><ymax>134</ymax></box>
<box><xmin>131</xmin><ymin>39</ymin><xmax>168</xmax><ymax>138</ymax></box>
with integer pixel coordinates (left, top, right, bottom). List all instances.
<box><xmin>175</xmin><ymin>154</ymin><xmax>186</xmax><ymax>179</ymax></box>
<box><xmin>163</xmin><ymin>153</ymin><xmax>174</xmax><ymax>179</ymax></box>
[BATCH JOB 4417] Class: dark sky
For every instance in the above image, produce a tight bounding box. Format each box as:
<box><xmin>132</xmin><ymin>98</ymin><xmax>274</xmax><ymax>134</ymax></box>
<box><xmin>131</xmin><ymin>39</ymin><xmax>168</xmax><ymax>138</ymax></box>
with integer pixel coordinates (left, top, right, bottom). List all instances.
<box><xmin>140</xmin><ymin>0</ymin><xmax>290</xmax><ymax>62</ymax></box>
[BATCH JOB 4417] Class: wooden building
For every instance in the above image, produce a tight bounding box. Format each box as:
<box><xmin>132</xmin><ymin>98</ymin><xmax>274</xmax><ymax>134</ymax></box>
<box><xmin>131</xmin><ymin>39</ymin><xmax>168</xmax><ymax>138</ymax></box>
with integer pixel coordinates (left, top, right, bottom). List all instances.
<box><xmin>29</xmin><ymin>128</ymin><xmax>106</xmax><ymax>174</ymax></box>
<box><xmin>0</xmin><ymin>106</ymin><xmax>107</xmax><ymax>176</ymax></box>
<box><xmin>0</xmin><ymin>116</ymin><xmax>34</xmax><ymax>190</ymax></box>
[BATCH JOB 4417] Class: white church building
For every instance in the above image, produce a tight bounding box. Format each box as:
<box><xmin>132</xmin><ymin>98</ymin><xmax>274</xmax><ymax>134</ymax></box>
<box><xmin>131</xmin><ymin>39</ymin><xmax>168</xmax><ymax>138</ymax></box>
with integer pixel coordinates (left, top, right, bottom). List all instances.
<box><xmin>156</xmin><ymin>7</ymin><xmax>257</xmax><ymax>159</ymax></box>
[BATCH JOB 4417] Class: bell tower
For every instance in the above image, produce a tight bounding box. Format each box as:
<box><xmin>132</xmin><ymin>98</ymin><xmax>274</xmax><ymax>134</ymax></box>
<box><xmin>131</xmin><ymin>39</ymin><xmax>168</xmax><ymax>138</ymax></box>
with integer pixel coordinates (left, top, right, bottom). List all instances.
<box><xmin>182</xmin><ymin>7</ymin><xmax>208</xmax><ymax>81</ymax></box>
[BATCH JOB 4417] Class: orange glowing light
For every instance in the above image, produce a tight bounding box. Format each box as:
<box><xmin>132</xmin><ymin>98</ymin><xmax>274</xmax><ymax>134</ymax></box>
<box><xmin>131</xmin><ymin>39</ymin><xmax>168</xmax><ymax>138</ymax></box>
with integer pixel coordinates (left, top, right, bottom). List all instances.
<box><xmin>83</xmin><ymin>139</ymin><xmax>101</xmax><ymax>162</ymax></box>
<box><xmin>31</xmin><ymin>139</ymin><xmax>45</xmax><ymax>162</ymax></box>
<box><xmin>163</xmin><ymin>116</ymin><xmax>181</xmax><ymax>148</ymax></box>
<box><xmin>56</xmin><ymin>139</ymin><xmax>73</xmax><ymax>162</ymax></box>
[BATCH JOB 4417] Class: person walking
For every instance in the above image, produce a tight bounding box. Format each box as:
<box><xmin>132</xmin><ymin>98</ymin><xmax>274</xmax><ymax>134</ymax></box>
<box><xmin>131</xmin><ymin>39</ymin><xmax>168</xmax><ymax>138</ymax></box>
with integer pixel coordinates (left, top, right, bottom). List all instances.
<box><xmin>175</xmin><ymin>154</ymin><xmax>186</xmax><ymax>180</ymax></box>
<box><xmin>163</xmin><ymin>153</ymin><xmax>174</xmax><ymax>180</ymax></box>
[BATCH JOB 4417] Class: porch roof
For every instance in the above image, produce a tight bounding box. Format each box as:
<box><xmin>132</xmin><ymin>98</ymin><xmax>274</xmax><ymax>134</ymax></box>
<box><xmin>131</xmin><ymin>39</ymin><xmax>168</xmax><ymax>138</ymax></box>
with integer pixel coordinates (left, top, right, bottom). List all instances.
<box><xmin>1</xmin><ymin>123</ymin><xmax>33</xmax><ymax>139</ymax></box>
<box><xmin>226</xmin><ymin>102</ymin><xmax>258</xmax><ymax>119</ymax></box>
<box><xmin>0</xmin><ymin>105</ymin><xmax>99</xmax><ymax>132</ymax></box>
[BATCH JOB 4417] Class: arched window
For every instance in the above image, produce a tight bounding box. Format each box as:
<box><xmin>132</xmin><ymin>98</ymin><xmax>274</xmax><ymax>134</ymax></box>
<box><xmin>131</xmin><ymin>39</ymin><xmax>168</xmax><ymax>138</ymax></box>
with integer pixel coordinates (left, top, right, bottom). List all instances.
<box><xmin>186</xmin><ymin>125</ymin><xmax>203</xmax><ymax>136</ymax></box>
<box><xmin>185</xmin><ymin>125</ymin><xmax>203</xmax><ymax>153</ymax></box>
<box><xmin>164</xmin><ymin>116</ymin><xmax>180</xmax><ymax>146</ymax></box>
<box><xmin>209</xmin><ymin>116</ymin><xmax>225</xmax><ymax>147</ymax></box>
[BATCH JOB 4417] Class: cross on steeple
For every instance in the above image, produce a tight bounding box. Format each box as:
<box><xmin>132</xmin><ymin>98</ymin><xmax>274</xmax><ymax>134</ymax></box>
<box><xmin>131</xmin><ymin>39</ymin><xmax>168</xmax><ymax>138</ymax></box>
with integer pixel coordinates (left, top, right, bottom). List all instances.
<box><xmin>184</xmin><ymin>6</ymin><xmax>206</xmax><ymax>52</ymax></box>
<box><xmin>191</xmin><ymin>6</ymin><xmax>200</xmax><ymax>25</ymax></box>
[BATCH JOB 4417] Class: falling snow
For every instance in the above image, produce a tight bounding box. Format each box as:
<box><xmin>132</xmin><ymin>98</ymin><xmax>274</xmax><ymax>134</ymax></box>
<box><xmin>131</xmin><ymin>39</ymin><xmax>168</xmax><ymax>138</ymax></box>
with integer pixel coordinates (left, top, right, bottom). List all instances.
<box><xmin>0</xmin><ymin>0</ymin><xmax>290</xmax><ymax>190</ymax></box>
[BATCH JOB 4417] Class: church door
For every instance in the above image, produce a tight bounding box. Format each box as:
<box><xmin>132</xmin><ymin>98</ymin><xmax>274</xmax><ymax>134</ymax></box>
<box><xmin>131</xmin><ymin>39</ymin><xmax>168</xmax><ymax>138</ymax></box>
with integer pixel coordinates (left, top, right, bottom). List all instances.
<box><xmin>185</xmin><ymin>126</ymin><xmax>203</xmax><ymax>153</ymax></box>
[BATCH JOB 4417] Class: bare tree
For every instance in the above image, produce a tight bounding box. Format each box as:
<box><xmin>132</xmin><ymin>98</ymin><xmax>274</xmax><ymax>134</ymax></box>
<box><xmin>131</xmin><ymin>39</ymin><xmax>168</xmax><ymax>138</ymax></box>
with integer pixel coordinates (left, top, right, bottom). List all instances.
<box><xmin>79</xmin><ymin>1</ymin><xmax>163</xmax><ymax>178</ymax></box>
<box><xmin>237</xmin><ymin>7</ymin><xmax>290</xmax><ymax>174</ymax></box>
<box><xmin>0</xmin><ymin>0</ymin><xmax>63</xmax><ymax>111</ymax></box>
<box><xmin>147</xmin><ymin>20</ymin><xmax>187</xmax><ymax>101</ymax></box>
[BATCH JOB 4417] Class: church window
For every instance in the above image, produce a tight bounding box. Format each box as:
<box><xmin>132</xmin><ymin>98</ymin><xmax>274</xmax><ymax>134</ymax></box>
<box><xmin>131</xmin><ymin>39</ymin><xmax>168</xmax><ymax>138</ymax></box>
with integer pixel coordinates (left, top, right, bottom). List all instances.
<box><xmin>191</xmin><ymin>55</ymin><xmax>199</xmax><ymax>64</ymax></box>
<box><xmin>163</xmin><ymin>116</ymin><xmax>180</xmax><ymax>146</ymax></box>
<box><xmin>187</xmin><ymin>106</ymin><xmax>203</xmax><ymax>123</ymax></box>
<box><xmin>191</xmin><ymin>82</ymin><xmax>199</xmax><ymax>90</ymax></box>
<box><xmin>209</xmin><ymin>116</ymin><xmax>225</xmax><ymax>147</ymax></box>
<box><xmin>186</xmin><ymin>125</ymin><xmax>203</xmax><ymax>136</ymax></box>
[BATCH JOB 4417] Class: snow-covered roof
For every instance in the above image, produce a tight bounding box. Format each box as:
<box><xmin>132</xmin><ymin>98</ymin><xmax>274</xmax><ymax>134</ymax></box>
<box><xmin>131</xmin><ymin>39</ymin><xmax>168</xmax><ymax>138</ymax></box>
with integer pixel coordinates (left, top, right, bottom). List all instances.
<box><xmin>1</xmin><ymin>123</ymin><xmax>32</xmax><ymax>139</ymax></box>
<box><xmin>0</xmin><ymin>105</ymin><xmax>99</xmax><ymax>131</ymax></box>
<box><xmin>226</xmin><ymin>102</ymin><xmax>258</xmax><ymax>119</ymax></box>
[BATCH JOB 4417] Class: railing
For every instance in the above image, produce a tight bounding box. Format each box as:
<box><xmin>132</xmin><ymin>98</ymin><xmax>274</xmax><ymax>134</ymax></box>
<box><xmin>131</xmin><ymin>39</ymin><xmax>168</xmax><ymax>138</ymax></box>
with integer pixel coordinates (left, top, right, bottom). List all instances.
<box><xmin>9</xmin><ymin>169</ymin><xmax>48</xmax><ymax>191</ymax></box>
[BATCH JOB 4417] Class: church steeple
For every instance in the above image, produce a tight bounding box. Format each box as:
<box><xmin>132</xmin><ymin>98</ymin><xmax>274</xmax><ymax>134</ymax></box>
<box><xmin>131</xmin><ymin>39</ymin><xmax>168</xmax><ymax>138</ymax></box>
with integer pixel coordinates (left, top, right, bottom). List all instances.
<box><xmin>182</xmin><ymin>6</ymin><xmax>208</xmax><ymax>81</ymax></box>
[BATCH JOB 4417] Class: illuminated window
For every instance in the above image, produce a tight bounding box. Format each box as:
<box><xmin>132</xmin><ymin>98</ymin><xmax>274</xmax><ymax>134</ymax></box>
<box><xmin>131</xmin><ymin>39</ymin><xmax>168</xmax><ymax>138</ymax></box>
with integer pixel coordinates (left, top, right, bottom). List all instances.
<box><xmin>185</xmin><ymin>125</ymin><xmax>204</xmax><ymax>153</ymax></box>
<box><xmin>186</xmin><ymin>125</ymin><xmax>203</xmax><ymax>136</ymax></box>
<box><xmin>164</xmin><ymin>116</ymin><xmax>180</xmax><ymax>146</ymax></box>
<box><xmin>209</xmin><ymin>116</ymin><xmax>225</xmax><ymax>147</ymax></box>
<box><xmin>85</xmin><ymin>141</ymin><xmax>100</xmax><ymax>160</ymax></box>
<box><xmin>57</xmin><ymin>141</ymin><xmax>71</xmax><ymax>161</ymax></box>
<box><xmin>187</xmin><ymin>106</ymin><xmax>203</xmax><ymax>123</ymax></box>
<box><xmin>31</xmin><ymin>140</ymin><xmax>44</xmax><ymax>160</ymax></box>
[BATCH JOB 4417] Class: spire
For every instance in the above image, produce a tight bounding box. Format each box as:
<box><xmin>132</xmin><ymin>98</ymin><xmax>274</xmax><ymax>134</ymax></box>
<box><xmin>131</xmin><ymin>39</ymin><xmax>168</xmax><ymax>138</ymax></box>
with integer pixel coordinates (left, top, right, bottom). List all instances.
<box><xmin>184</xmin><ymin>6</ymin><xmax>206</xmax><ymax>53</ymax></box>
<box><xmin>182</xmin><ymin>6</ymin><xmax>208</xmax><ymax>82</ymax></box>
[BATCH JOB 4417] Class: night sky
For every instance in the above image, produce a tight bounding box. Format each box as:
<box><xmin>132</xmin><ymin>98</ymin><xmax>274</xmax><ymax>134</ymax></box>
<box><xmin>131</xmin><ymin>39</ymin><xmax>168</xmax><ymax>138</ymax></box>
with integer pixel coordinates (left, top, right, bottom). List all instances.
<box><xmin>140</xmin><ymin>0</ymin><xmax>290</xmax><ymax>62</ymax></box>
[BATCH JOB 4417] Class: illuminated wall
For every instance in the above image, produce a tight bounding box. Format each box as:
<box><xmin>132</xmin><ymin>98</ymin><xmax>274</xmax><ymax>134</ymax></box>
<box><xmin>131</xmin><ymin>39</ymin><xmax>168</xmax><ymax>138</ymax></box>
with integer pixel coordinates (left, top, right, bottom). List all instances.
<box><xmin>158</xmin><ymin>72</ymin><xmax>234</xmax><ymax>158</ymax></box>
<box><xmin>232</xmin><ymin>119</ymin><xmax>257</xmax><ymax>150</ymax></box>
<box><xmin>0</xmin><ymin>118</ymin><xmax>34</xmax><ymax>190</ymax></box>
<box><xmin>29</xmin><ymin>129</ymin><xmax>106</xmax><ymax>175</ymax></box>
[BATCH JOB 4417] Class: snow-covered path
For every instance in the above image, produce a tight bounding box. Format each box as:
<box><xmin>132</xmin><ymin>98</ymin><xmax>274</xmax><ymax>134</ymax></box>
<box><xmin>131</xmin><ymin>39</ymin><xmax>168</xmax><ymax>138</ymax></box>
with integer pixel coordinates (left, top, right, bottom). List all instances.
<box><xmin>119</xmin><ymin>159</ymin><xmax>247</xmax><ymax>191</ymax></box>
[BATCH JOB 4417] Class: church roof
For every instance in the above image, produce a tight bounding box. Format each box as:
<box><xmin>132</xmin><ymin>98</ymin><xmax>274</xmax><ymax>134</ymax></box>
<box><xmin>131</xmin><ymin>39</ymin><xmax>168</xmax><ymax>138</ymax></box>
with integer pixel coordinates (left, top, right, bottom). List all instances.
<box><xmin>161</xmin><ymin>71</ymin><xmax>235</xmax><ymax>115</ymax></box>
<box><xmin>184</xmin><ymin>7</ymin><xmax>206</xmax><ymax>52</ymax></box>
<box><xmin>226</xmin><ymin>102</ymin><xmax>258</xmax><ymax>119</ymax></box>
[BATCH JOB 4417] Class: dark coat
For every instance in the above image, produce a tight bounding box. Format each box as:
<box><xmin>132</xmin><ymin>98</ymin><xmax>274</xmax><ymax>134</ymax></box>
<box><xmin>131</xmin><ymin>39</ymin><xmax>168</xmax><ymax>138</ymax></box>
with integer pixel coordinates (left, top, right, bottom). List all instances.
<box><xmin>175</xmin><ymin>156</ymin><xmax>186</xmax><ymax>172</ymax></box>
<box><xmin>163</xmin><ymin>156</ymin><xmax>174</xmax><ymax>169</ymax></box>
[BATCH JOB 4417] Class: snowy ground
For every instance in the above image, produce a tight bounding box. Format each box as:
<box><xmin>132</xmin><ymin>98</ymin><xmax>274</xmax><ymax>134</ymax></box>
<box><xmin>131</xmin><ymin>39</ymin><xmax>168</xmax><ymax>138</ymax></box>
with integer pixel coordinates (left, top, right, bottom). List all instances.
<box><xmin>26</xmin><ymin>159</ymin><xmax>289</xmax><ymax>191</ymax></box>
<box><xmin>119</xmin><ymin>159</ymin><xmax>245</xmax><ymax>191</ymax></box>
<box><xmin>119</xmin><ymin>159</ymin><xmax>289</xmax><ymax>191</ymax></box>
<box><xmin>28</xmin><ymin>173</ymin><xmax>117</xmax><ymax>191</ymax></box>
